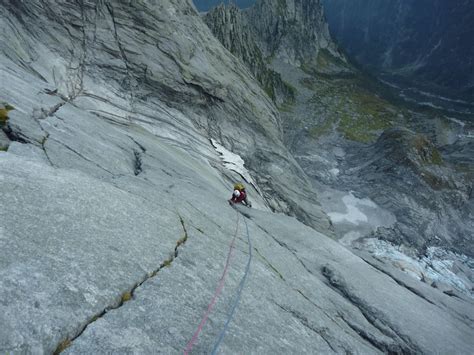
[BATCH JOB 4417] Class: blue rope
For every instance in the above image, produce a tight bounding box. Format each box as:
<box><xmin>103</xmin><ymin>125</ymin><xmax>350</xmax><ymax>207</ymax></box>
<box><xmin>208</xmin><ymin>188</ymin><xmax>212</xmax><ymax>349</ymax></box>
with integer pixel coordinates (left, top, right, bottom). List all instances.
<box><xmin>210</xmin><ymin>212</ymin><xmax>252</xmax><ymax>355</ymax></box>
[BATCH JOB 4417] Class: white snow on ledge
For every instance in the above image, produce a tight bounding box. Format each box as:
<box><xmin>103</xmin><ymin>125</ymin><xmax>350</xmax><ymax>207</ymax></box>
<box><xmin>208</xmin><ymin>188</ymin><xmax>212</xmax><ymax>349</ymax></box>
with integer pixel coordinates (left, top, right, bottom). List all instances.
<box><xmin>210</xmin><ymin>139</ymin><xmax>261</xmax><ymax>196</ymax></box>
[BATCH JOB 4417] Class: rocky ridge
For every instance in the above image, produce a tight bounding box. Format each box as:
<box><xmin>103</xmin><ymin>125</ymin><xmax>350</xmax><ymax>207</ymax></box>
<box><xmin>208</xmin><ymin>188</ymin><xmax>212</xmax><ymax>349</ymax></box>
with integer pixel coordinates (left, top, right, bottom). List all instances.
<box><xmin>246</xmin><ymin>0</ymin><xmax>345</xmax><ymax>67</ymax></box>
<box><xmin>0</xmin><ymin>0</ymin><xmax>473</xmax><ymax>353</ymax></box>
<box><xmin>204</xmin><ymin>3</ymin><xmax>295</xmax><ymax>106</ymax></box>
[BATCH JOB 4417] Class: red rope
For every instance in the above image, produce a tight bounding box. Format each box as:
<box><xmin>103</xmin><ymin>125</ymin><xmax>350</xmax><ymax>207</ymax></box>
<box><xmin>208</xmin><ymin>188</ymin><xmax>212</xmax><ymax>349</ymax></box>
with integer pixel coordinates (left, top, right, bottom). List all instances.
<box><xmin>184</xmin><ymin>212</ymin><xmax>240</xmax><ymax>354</ymax></box>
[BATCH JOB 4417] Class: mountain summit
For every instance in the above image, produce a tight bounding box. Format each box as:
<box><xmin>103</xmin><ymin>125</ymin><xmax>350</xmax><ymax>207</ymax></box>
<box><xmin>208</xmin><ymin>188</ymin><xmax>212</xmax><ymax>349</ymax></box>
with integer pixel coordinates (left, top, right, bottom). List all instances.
<box><xmin>247</xmin><ymin>0</ymin><xmax>344</xmax><ymax>67</ymax></box>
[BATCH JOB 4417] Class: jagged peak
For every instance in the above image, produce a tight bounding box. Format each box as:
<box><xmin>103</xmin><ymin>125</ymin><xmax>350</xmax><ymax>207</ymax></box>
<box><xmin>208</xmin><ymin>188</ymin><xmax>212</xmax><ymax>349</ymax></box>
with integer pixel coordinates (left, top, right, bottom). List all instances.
<box><xmin>204</xmin><ymin>2</ymin><xmax>296</xmax><ymax>105</ymax></box>
<box><xmin>245</xmin><ymin>0</ymin><xmax>346</xmax><ymax>66</ymax></box>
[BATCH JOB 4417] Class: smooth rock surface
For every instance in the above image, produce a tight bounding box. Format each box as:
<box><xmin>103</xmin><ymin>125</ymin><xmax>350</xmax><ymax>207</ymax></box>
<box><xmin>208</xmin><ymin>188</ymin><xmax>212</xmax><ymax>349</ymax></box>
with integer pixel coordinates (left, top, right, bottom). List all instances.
<box><xmin>0</xmin><ymin>0</ymin><xmax>473</xmax><ymax>354</ymax></box>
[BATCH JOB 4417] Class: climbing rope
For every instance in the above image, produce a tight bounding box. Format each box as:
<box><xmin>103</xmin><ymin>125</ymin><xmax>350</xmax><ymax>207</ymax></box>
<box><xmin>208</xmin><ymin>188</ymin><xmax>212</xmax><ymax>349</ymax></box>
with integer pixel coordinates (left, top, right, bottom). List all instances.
<box><xmin>184</xmin><ymin>207</ymin><xmax>253</xmax><ymax>355</ymax></box>
<box><xmin>211</xmin><ymin>213</ymin><xmax>252</xmax><ymax>355</ymax></box>
<box><xmin>184</xmin><ymin>212</ymin><xmax>240</xmax><ymax>355</ymax></box>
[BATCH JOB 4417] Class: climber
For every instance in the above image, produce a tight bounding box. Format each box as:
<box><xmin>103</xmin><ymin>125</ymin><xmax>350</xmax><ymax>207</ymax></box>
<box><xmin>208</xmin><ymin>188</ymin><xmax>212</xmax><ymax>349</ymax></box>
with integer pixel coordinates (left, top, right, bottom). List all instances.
<box><xmin>229</xmin><ymin>182</ymin><xmax>252</xmax><ymax>207</ymax></box>
<box><xmin>0</xmin><ymin>102</ymin><xmax>15</xmax><ymax>128</ymax></box>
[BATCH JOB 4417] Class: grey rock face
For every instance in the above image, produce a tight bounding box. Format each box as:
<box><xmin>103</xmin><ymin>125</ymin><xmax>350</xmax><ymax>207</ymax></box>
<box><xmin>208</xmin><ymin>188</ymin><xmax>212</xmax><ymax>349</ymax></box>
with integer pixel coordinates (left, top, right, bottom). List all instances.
<box><xmin>246</xmin><ymin>0</ymin><xmax>344</xmax><ymax>67</ymax></box>
<box><xmin>204</xmin><ymin>4</ymin><xmax>295</xmax><ymax>105</ymax></box>
<box><xmin>341</xmin><ymin>127</ymin><xmax>473</xmax><ymax>258</ymax></box>
<box><xmin>0</xmin><ymin>130</ymin><xmax>9</xmax><ymax>150</ymax></box>
<box><xmin>0</xmin><ymin>0</ymin><xmax>331</xmax><ymax>232</ymax></box>
<box><xmin>1</xmin><ymin>0</ymin><xmax>473</xmax><ymax>353</ymax></box>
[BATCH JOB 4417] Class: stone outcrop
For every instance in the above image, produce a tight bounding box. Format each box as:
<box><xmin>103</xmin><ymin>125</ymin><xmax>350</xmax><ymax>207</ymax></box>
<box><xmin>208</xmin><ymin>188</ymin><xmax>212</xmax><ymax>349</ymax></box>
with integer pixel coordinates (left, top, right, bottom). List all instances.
<box><xmin>246</xmin><ymin>0</ymin><xmax>345</xmax><ymax>67</ymax></box>
<box><xmin>204</xmin><ymin>4</ymin><xmax>295</xmax><ymax>105</ymax></box>
<box><xmin>341</xmin><ymin>127</ymin><xmax>473</xmax><ymax>257</ymax></box>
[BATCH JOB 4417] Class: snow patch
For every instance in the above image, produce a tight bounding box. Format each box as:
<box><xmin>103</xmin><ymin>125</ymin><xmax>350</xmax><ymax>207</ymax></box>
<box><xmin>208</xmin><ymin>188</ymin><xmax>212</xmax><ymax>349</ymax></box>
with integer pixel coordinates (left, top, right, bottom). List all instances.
<box><xmin>329</xmin><ymin>168</ymin><xmax>340</xmax><ymax>176</ymax></box>
<box><xmin>446</xmin><ymin>116</ymin><xmax>466</xmax><ymax>127</ymax></box>
<box><xmin>328</xmin><ymin>192</ymin><xmax>377</xmax><ymax>225</ymax></box>
<box><xmin>210</xmin><ymin>139</ymin><xmax>261</xmax><ymax>195</ymax></box>
<box><xmin>407</xmin><ymin>87</ymin><xmax>472</xmax><ymax>106</ymax></box>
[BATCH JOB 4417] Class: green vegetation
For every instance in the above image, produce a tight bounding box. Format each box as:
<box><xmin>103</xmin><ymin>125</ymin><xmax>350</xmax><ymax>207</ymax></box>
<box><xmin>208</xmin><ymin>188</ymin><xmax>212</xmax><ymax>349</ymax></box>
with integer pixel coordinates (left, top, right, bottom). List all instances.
<box><xmin>54</xmin><ymin>339</ymin><xmax>72</xmax><ymax>354</ymax></box>
<box><xmin>338</xmin><ymin>90</ymin><xmax>394</xmax><ymax>143</ymax></box>
<box><xmin>316</xmin><ymin>48</ymin><xmax>348</xmax><ymax>71</ymax></box>
<box><xmin>121</xmin><ymin>291</ymin><xmax>132</xmax><ymax>303</ymax></box>
<box><xmin>276</xmin><ymin>0</ymin><xmax>287</xmax><ymax>16</ymax></box>
<box><xmin>309</xmin><ymin>118</ymin><xmax>333</xmax><ymax>138</ymax></box>
<box><xmin>412</xmin><ymin>135</ymin><xmax>443</xmax><ymax>165</ymax></box>
<box><xmin>161</xmin><ymin>259</ymin><xmax>172</xmax><ymax>267</ymax></box>
<box><xmin>0</xmin><ymin>103</ymin><xmax>15</xmax><ymax>126</ymax></box>
<box><xmin>264</xmin><ymin>83</ymin><xmax>276</xmax><ymax>101</ymax></box>
<box><xmin>278</xmin><ymin>101</ymin><xmax>294</xmax><ymax>113</ymax></box>
<box><xmin>431</xmin><ymin>149</ymin><xmax>443</xmax><ymax>165</ymax></box>
<box><xmin>285</xmin><ymin>81</ymin><xmax>298</xmax><ymax>100</ymax></box>
<box><xmin>301</xmin><ymin>73</ymin><xmax>400</xmax><ymax>143</ymax></box>
<box><xmin>339</xmin><ymin>111</ymin><xmax>392</xmax><ymax>143</ymax></box>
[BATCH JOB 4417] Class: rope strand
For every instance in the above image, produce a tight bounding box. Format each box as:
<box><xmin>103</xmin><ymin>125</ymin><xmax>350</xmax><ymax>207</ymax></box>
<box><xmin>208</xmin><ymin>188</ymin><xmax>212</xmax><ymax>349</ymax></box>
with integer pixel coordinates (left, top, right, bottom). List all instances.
<box><xmin>184</xmin><ymin>212</ymin><xmax>240</xmax><ymax>355</ymax></box>
<box><xmin>211</xmin><ymin>214</ymin><xmax>252</xmax><ymax>355</ymax></box>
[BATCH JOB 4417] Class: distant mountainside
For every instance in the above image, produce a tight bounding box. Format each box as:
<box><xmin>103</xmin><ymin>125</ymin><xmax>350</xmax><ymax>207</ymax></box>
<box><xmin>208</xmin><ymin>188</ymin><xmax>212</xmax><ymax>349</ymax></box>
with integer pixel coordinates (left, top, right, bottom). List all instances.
<box><xmin>204</xmin><ymin>4</ymin><xmax>296</xmax><ymax>105</ymax></box>
<box><xmin>322</xmin><ymin>0</ymin><xmax>474</xmax><ymax>98</ymax></box>
<box><xmin>247</xmin><ymin>0</ymin><xmax>344</xmax><ymax>67</ymax></box>
<box><xmin>193</xmin><ymin>0</ymin><xmax>255</xmax><ymax>11</ymax></box>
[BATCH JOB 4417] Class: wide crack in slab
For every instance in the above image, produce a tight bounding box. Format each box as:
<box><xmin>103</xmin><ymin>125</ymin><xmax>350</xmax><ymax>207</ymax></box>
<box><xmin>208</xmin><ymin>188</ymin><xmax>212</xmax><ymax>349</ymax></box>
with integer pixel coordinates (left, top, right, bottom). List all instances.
<box><xmin>321</xmin><ymin>264</ymin><xmax>422</xmax><ymax>354</ymax></box>
<box><xmin>54</xmin><ymin>216</ymin><xmax>189</xmax><ymax>354</ymax></box>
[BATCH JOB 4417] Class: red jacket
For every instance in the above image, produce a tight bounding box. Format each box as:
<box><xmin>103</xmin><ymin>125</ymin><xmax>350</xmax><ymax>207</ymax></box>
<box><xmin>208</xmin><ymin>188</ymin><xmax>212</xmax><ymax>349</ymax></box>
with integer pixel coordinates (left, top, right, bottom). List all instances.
<box><xmin>231</xmin><ymin>189</ymin><xmax>247</xmax><ymax>204</ymax></box>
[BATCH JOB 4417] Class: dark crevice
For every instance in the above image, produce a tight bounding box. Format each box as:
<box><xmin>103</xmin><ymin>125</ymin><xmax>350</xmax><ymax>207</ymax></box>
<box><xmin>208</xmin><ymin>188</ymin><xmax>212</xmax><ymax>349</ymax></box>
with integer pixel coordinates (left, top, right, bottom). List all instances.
<box><xmin>133</xmin><ymin>150</ymin><xmax>143</xmax><ymax>176</ymax></box>
<box><xmin>49</xmin><ymin>137</ymin><xmax>115</xmax><ymax>175</ymax></box>
<box><xmin>105</xmin><ymin>1</ymin><xmax>136</xmax><ymax>118</ymax></box>
<box><xmin>129</xmin><ymin>136</ymin><xmax>147</xmax><ymax>153</ymax></box>
<box><xmin>48</xmin><ymin>0</ymin><xmax>86</xmax><ymax>121</ymax></box>
<box><xmin>90</xmin><ymin>111</ymin><xmax>130</xmax><ymax>127</ymax></box>
<box><xmin>47</xmin><ymin>102</ymin><xmax>67</xmax><ymax>118</ymax></box>
<box><xmin>185</xmin><ymin>81</ymin><xmax>224</xmax><ymax>104</ymax></box>
<box><xmin>274</xmin><ymin>302</ymin><xmax>338</xmax><ymax>353</ymax></box>
<box><xmin>32</xmin><ymin>102</ymin><xmax>66</xmax><ymax>121</ymax></box>
<box><xmin>162</xmin><ymin>169</ymin><xmax>173</xmax><ymax>177</ymax></box>
<box><xmin>39</xmin><ymin>1</ymin><xmax>86</xmax><ymax>126</ymax></box>
<box><xmin>293</xmin><ymin>288</ymin><xmax>370</xmax><ymax>351</ymax></box>
<box><xmin>2</xmin><ymin>124</ymin><xmax>28</xmax><ymax>144</ymax></box>
<box><xmin>186</xmin><ymin>201</ymin><xmax>224</xmax><ymax>231</ymax></box>
<box><xmin>359</xmin><ymin>256</ymin><xmax>437</xmax><ymax>306</ymax></box>
<box><xmin>442</xmin><ymin>289</ymin><xmax>462</xmax><ymax>298</ymax></box>
<box><xmin>253</xmin><ymin>222</ymin><xmax>316</xmax><ymax>277</ymax></box>
<box><xmin>338</xmin><ymin>314</ymin><xmax>394</xmax><ymax>354</ymax></box>
<box><xmin>40</xmin><ymin>133</ymin><xmax>55</xmax><ymax>167</ymax></box>
<box><xmin>254</xmin><ymin>247</ymin><xmax>285</xmax><ymax>280</ymax></box>
<box><xmin>54</xmin><ymin>215</ymin><xmax>190</xmax><ymax>354</ymax></box>
<box><xmin>321</xmin><ymin>264</ymin><xmax>422</xmax><ymax>354</ymax></box>
<box><xmin>294</xmin><ymin>289</ymin><xmax>344</xmax><ymax>328</ymax></box>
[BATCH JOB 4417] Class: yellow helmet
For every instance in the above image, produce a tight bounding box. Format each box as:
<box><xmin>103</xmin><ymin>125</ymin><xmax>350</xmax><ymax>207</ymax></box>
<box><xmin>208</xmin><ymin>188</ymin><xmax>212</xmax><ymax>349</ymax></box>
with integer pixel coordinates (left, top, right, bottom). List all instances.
<box><xmin>233</xmin><ymin>183</ymin><xmax>245</xmax><ymax>191</ymax></box>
